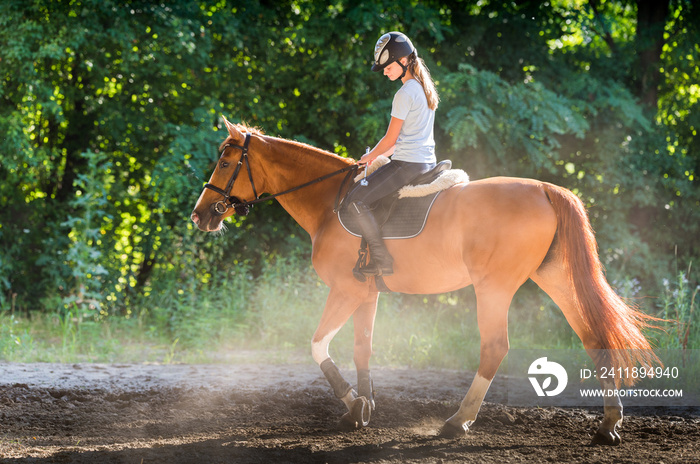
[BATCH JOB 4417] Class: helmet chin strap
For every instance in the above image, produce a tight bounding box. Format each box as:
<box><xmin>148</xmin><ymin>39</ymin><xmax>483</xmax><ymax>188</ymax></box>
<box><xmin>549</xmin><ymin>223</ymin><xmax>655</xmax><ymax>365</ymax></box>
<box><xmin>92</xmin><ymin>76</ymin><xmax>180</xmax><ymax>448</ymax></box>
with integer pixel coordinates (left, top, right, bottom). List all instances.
<box><xmin>397</xmin><ymin>56</ymin><xmax>413</xmax><ymax>80</ymax></box>
<box><xmin>397</xmin><ymin>60</ymin><xmax>408</xmax><ymax>80</ymax></box>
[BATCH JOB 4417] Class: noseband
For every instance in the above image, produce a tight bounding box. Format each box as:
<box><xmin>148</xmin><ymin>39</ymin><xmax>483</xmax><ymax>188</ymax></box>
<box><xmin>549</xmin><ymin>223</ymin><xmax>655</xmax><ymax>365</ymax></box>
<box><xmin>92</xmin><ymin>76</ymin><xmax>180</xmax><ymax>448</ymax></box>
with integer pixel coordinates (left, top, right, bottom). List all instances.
<box><xmin>203</xmin><ymin>132</ymin><xmax>361</xmax><ymax>216</ymax></box>
<box><xmin>203</xmin><ymin>133</ymin><xmax>257</xmax><ymax>216</ymax></box>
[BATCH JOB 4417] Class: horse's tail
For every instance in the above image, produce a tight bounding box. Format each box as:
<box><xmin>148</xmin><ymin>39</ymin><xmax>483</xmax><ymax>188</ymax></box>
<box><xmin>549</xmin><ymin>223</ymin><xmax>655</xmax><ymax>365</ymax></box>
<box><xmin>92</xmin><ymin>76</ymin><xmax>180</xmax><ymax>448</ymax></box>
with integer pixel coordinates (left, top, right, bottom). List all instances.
<box><xmin>543</xmin><ymin>183</ymin><xmax>659</xmax><ymax>384</ymax></box>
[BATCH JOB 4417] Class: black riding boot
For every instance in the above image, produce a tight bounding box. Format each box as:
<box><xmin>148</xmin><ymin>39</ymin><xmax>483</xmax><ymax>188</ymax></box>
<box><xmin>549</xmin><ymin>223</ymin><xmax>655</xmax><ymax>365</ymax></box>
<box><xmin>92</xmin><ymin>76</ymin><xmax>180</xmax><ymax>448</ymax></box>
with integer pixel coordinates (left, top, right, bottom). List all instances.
<box><xmin>351</xmin><ymin>202</ymin><xmax>394</xmax><ymax>276</ymax></box>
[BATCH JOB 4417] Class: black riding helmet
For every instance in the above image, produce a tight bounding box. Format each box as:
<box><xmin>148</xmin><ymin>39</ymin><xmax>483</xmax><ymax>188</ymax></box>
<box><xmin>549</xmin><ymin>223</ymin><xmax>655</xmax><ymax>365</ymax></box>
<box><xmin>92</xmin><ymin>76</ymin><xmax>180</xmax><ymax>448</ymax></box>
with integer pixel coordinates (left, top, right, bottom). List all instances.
<box><xmin>371</xmin><ymin>32</ymin><xmax>415</xmax><ymax>79</ymax></box>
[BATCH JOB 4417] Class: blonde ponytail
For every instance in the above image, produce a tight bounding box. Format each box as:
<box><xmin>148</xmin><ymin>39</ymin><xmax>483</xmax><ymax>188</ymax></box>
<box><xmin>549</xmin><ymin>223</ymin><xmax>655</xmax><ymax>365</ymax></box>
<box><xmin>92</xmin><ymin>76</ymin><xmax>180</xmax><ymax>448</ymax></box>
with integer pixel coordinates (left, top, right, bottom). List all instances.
<box><xmin>408</xmin><ymin>53</ymin><xmax>439</xmax><ymax>110</ymax></box>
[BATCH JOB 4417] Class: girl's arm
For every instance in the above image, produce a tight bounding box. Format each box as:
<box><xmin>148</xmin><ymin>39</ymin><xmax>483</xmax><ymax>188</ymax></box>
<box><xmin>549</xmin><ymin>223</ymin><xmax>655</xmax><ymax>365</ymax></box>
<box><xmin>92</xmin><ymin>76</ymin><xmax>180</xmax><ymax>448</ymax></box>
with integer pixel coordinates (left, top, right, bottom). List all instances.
<box><xmin>360</xmin><ymin>116</ymin><xmax>403</xmax><ymax>164</ymax></box>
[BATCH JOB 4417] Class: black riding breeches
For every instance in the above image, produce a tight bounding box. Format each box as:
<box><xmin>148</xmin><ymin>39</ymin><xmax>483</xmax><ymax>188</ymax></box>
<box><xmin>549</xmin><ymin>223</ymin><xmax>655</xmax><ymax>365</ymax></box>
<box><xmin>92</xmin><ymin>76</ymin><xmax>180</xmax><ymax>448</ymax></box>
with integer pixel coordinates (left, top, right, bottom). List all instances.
<box><xmin>343</xmin><ymin>159</ymin><xmax>435</xmax><ymax>210</ymax></box>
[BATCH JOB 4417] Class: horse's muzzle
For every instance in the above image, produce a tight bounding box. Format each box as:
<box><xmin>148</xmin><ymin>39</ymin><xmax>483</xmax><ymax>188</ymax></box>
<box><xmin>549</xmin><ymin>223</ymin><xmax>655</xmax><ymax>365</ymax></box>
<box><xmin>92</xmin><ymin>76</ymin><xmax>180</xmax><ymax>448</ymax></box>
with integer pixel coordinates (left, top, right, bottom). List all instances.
<box><xmin>191</xmin><ymin>210</ymin><xmax>220</xmax><ymax>232</ymax></box>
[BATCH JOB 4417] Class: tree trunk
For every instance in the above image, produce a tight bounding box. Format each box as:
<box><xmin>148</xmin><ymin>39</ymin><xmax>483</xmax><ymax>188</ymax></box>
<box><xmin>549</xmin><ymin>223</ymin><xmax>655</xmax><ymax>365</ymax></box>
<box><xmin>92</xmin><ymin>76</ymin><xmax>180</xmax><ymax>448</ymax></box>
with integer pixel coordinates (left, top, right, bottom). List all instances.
<box><xmin>635</xmin><ymin>0</ymin><xmax>670</xmax><ymax>109</ymax></box>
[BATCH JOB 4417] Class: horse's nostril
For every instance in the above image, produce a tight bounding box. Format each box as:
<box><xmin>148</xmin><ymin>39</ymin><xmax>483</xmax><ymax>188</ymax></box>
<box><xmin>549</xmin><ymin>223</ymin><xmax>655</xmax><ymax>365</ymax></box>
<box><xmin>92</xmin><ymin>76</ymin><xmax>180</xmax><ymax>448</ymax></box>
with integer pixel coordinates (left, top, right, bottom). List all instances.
<box><xmin>191</xmin><ymin>212</ymin><xmax>199</xmax><ymax>224</ymax></box>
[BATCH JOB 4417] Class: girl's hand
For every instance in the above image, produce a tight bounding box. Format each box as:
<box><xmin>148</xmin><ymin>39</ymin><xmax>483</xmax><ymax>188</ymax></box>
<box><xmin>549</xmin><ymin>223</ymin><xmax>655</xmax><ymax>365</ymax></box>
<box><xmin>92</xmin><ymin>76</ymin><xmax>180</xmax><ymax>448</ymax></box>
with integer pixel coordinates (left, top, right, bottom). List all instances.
<box><xmin>359</xmin><ymin>152</ymin><xmax>376</xmax><ymax>165</ymax></box>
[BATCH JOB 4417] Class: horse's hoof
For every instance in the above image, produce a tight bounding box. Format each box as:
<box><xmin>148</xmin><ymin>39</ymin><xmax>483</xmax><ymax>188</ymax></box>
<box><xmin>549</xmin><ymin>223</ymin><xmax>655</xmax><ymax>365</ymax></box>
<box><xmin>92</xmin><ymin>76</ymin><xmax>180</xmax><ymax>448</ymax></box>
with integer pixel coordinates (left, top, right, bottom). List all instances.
<box><xmin>338</xmin><ymin>396</ymin><xmax>371</xmax><ymax>431</ymax></box>
<box><xmin>438</xmin><ymin>421</ymin><xmax>468</xmax><ymax>439</ymax></box>
<box><xmin>591</xmin><ymin>429</ymin><xmax>621</xmax><ymax>446</ymax></box>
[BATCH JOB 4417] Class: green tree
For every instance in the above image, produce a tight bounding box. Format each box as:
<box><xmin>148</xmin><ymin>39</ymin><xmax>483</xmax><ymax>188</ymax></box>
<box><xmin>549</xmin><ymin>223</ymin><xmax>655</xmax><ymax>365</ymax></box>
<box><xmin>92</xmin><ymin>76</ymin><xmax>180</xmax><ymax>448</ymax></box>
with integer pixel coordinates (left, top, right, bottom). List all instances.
<box><xmin>0</xmin><ymin>0</ymin><xmax>697</xmax><ymax>316</ymax></box>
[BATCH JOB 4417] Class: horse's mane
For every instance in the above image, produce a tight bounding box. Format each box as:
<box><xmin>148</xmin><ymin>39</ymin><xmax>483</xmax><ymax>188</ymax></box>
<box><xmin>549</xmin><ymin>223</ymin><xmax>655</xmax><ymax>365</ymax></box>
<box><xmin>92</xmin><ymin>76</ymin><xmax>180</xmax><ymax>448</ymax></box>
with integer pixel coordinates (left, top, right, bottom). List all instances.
<box><xmin>224</xmin><ymin>122</ymin><xmax>354</xmax><ymax>167</ymax></box>
<box><xmin>218</xmin><ymin>122</ymin><xmax>265</xmax><ymax>151</ymax></box>
<box><xmin>235</xmin><ymin>122</ymin><xmax>265</xmax><ymax>136</ymax></box>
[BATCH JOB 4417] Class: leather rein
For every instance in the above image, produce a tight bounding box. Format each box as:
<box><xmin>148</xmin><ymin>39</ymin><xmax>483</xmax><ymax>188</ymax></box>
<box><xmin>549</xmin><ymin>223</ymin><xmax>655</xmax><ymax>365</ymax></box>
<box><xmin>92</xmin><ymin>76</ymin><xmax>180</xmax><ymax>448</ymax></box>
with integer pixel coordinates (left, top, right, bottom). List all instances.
<box><xmin>203</xmin><ymin>132</ymin><xmax>361</xmax><ymax>216</ymax></box>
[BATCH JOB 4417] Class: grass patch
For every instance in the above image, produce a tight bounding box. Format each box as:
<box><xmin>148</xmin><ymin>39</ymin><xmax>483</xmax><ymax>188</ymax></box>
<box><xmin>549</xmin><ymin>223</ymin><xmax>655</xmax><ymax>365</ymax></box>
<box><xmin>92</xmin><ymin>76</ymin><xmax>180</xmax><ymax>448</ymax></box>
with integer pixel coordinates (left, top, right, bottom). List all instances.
<box><xmin>2</xmin><ymin>259</ymin><xmax>696</xmax><ymax>368</ymax></box>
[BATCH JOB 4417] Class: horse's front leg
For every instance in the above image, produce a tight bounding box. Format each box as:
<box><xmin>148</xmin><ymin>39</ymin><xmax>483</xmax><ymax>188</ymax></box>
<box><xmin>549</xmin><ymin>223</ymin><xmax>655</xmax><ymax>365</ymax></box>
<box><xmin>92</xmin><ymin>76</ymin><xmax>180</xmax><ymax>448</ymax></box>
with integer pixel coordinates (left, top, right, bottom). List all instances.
<box><xmin>353</xmin><ymin>293</ymin><xmax>379</xmax><ymax>412</ymax></box>
<box><xmin>312</xmin><ymin>287</ymin><xmax>372</xmax><ymax>430</ymax></box>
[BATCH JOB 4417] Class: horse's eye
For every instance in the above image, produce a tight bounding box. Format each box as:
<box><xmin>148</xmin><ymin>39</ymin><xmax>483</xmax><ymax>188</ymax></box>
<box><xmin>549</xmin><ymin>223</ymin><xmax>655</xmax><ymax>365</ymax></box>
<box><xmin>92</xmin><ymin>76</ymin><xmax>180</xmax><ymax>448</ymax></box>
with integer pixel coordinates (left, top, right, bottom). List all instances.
<box><xmin>220</xmin><ymin>161</ymin><xmax>230</xmax><ymax>169</ymax></box>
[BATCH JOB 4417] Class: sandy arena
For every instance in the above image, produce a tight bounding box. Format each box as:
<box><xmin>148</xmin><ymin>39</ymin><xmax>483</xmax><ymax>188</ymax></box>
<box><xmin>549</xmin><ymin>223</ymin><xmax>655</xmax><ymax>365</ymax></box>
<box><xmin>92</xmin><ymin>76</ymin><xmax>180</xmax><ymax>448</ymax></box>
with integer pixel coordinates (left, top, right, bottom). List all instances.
<box><xmin>1</xmin><ymin>362</ymin><xmax>698</xmax><ymax>463</ymax></box>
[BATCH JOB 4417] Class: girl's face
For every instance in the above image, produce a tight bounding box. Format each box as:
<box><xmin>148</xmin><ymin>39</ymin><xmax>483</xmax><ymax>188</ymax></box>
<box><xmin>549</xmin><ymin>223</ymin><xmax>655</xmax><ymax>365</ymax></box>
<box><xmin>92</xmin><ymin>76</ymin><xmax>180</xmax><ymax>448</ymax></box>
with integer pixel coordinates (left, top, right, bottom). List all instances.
<box><xmin>383</xmin><ymin>59</ymin><xmax>407</xmax><ymax>81</ymax></box>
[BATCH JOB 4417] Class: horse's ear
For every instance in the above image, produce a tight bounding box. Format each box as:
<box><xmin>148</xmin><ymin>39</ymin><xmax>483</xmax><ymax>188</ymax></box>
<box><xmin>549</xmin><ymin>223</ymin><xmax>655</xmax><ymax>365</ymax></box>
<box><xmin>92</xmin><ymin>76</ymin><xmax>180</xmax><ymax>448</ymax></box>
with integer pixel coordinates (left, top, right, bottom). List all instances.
<box><xmin>221</xmin><ymin>115</ymin><xmax>243</xmax><ymax>141</ymax></box>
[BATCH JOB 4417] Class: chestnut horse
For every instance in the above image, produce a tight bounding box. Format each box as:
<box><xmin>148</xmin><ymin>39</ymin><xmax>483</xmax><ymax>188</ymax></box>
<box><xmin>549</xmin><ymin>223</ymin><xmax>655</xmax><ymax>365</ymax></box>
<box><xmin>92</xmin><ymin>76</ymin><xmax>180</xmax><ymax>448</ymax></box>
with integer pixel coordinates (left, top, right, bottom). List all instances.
<box><xmin>191</xmin><ymin>119</ymin><xmax>656</xmax><ymax>445</ymax></box>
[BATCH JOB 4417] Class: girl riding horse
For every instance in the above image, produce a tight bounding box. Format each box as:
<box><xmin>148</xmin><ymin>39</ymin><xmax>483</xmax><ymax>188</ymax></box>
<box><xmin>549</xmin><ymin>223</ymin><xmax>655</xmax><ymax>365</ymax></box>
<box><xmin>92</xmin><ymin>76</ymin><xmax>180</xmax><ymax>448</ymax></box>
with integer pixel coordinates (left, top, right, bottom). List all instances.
<box><xmin>343</xmin><ymin>32</ymin><xmax>439</xmax><ymax>278</ymax></box>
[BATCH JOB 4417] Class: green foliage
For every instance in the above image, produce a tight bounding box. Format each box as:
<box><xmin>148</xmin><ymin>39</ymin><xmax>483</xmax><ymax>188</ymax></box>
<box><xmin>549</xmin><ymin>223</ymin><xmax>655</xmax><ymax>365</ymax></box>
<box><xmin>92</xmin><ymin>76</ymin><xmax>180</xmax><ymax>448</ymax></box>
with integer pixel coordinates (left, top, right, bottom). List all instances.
<box><xmin>0</xmin><ymin>314</ymin><xmax>36</xmax><ymax>360</ymax></box>
<box><xmin>59</xmin><ymin>150</ymin><xmax>113</xmax><ymax>316</ymax></box>
<box><xmin>441</xmin><ymin>63</ymin><xmax>590</xmax><ymax>175</ymax></box>
<box><xmin>0</xmin><ymin>0</ymin><xmax>697</xmax><ymax>364</ymax></box>
<box><xmin>654</xmin><ymin>268</ymin><xmax>699</xmax><ymax>350</ymax></box>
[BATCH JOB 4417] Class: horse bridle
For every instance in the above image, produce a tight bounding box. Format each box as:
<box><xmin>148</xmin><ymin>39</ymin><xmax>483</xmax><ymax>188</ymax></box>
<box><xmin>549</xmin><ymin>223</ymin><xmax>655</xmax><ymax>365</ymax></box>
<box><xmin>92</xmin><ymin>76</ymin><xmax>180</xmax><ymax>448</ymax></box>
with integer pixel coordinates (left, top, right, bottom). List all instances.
<box><xmin>203</xmin><ymin>132</ymin><xmax>361</xmax><ymax>216</ymax></box>
<box><xmin>204</xmin><ymin>133</ymin><xmax>258</xmax><ymax>216</ymax></box>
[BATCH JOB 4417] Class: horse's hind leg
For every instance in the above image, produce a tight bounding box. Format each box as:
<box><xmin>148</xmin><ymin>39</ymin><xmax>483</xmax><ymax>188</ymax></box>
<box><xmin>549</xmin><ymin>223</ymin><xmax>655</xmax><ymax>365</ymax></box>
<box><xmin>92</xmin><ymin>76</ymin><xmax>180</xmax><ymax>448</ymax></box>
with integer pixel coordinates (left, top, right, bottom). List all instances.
<box><xmin>312</xmin><ymin>286</ymin><xmax>373</xmax><ymax>429</ymax></box>
<box><xmin>531</xmin><ymin>266</ymin><xmax>623</xmax><ymax>445</ymax></box>
<box><xmin>440</xmin><ymin>284</ymin><xmax>514</xmax><ymax>437</ymax></box>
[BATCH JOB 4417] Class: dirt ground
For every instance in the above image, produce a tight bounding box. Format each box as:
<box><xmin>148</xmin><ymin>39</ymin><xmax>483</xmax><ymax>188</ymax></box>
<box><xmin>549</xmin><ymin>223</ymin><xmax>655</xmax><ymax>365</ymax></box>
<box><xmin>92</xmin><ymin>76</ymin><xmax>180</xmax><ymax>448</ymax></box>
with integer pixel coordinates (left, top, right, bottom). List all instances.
<box><xmin>1</xmin><ymin>362</ymin><xmax>698</xmax><ymax>463</ymax></box>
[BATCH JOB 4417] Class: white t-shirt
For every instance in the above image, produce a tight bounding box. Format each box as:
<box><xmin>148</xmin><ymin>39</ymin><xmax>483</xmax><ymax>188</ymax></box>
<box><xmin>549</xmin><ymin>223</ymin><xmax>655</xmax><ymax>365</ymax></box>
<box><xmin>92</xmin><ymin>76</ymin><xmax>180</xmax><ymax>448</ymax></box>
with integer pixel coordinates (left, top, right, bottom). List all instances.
<box><xmin>390</xmin><ymin>79</ymin><xmax>436</xmax><ymax>164</ymax></box>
